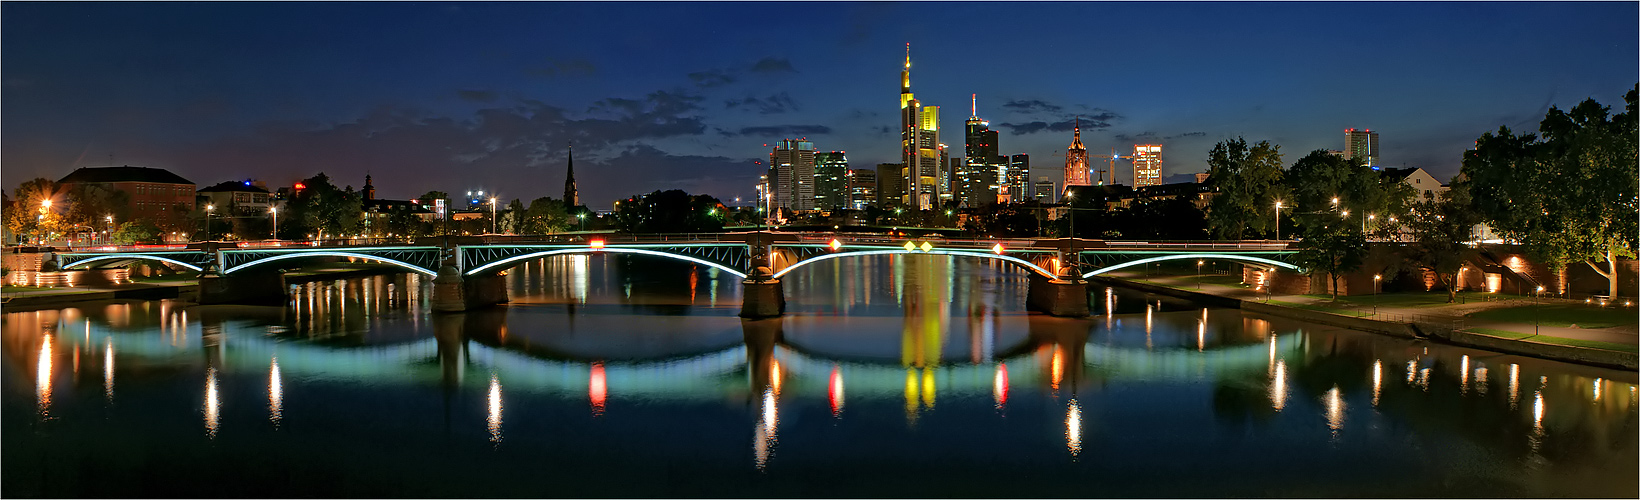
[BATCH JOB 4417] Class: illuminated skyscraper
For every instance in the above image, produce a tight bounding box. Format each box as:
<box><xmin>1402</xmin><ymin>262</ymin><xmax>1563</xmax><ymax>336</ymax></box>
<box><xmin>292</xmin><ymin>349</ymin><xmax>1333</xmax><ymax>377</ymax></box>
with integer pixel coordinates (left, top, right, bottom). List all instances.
<box><xmin>1063</xmin><ymin>119</ymin><xmax>1090</xmax><ymax>196</ymax></box>
<box><xmin>1132</xmin><ymin>144</ymin><xmax>1162</xmax><ymax>187</ymax></box>
<box><xmin>768</xmin><ymin>139</ymin><xmax>816</xmax><ymax>212</ymax></box>
<box><xmin>964</xmin><ymin>94</ymin><xmax>1004</xmax><ymax>207</ymax></box>
<box><xmin>1007</xmin><ymin>154</ymin><xmax>1030</xmax><ymax>202</ymax></box>
<box><xmin>1345</xmin><ymin>128</ymin><xmax>1379</xmax><ymax>168</ymax></box>
<box><xmin>814</xmin><ymin>151</ymin><xmax>850</xmax><ymax>210</ymax></box>
<box><xmin>900</xmin><ymin>44</ymin><xmax>941</xmax><ymax>210</ymax></box>
<box><xmin>848</xmin><ymin>168</ymin><xmax>877</xmax><ymax>209</ymax></box>
<box><xmin>877</xmin><ymin>163</ymin><xmax>905</xmax><ymax>208</ymax></box>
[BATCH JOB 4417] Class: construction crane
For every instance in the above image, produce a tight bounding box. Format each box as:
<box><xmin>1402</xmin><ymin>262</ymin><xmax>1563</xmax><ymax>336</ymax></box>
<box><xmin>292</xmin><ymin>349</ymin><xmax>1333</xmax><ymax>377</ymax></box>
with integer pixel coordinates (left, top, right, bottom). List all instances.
<box><xmin>1086</xmin><ymin>148</ymin><xmax>1133</xmax><ymax>186</ymax></box>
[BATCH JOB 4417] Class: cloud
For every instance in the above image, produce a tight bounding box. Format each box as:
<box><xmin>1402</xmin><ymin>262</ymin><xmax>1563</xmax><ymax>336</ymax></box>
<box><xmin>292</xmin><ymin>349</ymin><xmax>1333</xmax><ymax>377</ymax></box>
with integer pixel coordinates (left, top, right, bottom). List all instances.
<box><xmin>1002</xmin><ymin>99</ymin><xmax>1063</xmax><ymax>113</ymax></box>
<box><xmin>999</xmin><ymin>117</ymin><xmax>1113</xmax><ymax>135</ymax></box>
<box><xmin>585</xmin><ymin>144</ymin><xmax>762</xmax><ymax>200</ymax></box>
<box><xmin>1114</xmin><ymin>132</ymin><xmax>1160</xmax><ymax>142</ymax></box>
<box><xmin>1166</xmin><ymin>131</ymin><xmax>1207</xmax><ymax>139</ymax></box>
<box><xmin>750</xmin><ymin>57</ymin><xmax>797</xmax><ymax>74</ymax></box>
<box><xmin>458</xmin><ymin>90</ymin><xmax>498</xmax><ymax>103</ymax></box>
<box><xmin>735</xmin><ymin>125</ymin><xmax>832</xmax><ymax>137</ymax></box>
<box><xmin>688</xmin><ymin>70</ymin><xmax>736</xmax><ymax>88</ymax></box>
<box><xmin>526</xmin><ymin>59</ymin><xmax>597</xmax><ymax>78</ymax></box>
<box><xmin>724</xmin><ymin>92</ymin><xmax>799</xmax><ymax>114</ymax></box>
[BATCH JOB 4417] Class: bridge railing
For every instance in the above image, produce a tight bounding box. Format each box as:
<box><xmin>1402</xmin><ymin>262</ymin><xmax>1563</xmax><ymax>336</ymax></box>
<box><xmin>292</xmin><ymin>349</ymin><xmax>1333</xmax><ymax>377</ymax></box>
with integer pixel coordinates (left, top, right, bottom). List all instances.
<box><xmin>1103</xmin><ymin>240</ymin><xmax>1291</xmax><ymax>250</ymax></box>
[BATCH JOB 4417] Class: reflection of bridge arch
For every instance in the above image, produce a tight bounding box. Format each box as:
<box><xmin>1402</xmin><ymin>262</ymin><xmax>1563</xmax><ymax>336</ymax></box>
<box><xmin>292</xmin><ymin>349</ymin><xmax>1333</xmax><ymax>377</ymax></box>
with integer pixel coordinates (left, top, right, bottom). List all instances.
<box><xmin>464</xmin><ymin>247</ymin><xmax>749</xmax><ymax>279</ymax></box>
<box><xmin>772</xmin><ymin>248</ymin><xmax>1057</xmax><ymax>279</ymax></box>
<box><xmin>1082</xmin><ymin>253</ymin><xmax>1301</xmax><ymax>278</ymax></box>
<box><xmin>61</xmin><ymin>254</ymin><xmax>205</xmax><ymax>272</ymax></box>
<box><xmin>222</xmin><ymin>251</ymin><xmax>439</xmax><ymax>276</ymax></box>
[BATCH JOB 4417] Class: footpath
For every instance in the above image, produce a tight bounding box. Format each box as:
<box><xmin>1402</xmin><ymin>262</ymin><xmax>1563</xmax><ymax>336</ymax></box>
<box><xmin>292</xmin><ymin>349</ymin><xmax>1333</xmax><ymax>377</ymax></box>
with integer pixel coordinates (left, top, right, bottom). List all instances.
<box><xmin>1095</xmin><ymin>271</ymin><xmax>1638</xmax><ymax>370</ymax></box>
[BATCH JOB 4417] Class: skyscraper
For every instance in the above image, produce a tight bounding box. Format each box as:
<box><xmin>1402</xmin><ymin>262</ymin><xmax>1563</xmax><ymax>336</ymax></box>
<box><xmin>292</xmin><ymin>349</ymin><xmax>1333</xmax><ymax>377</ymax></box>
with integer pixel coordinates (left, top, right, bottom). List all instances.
<box><xmin>814</xmin><ymin>151</ymin><xmax>850</xmax><ymax>210</ymax></box>
<box><xmin>848</xmin><ymin>168</ymin><xmax>877</xmax><ymax>210</ymax></box>
<box><xmin>1344</xmin><ymin>128</ymin><xmax>1379</xmax><ymax>168</ymax></box>
<box><xmin>1033</xmin><ymin>177</ymin><xmax>1056</xmax><ymax>202</ymax></box>
<box><xmin>900</xmin><ymin>45</ymin><xmax>942</xmax><ymax>210</ymax></box>
<box><xmin>1064</xmin><ymin>118</ymin><xmax>1090</xmax><ymax>197</ymax></box>
<box><xmin>964</xmin><ymin>94</ymin><xmax>1003</xmax><ymax>207</ymax></box>
<box><xmin>768</xmin><ymin>139</ymin><xmax>816</xmax><ymax>212</ymax></box>
<box><xmin>1132</xmin><ymin>144</ymin><xmax>1162</xmax><ymax>187</ymax></box>
<box><xmin>563</xmin><ymin>144</ymin><xmax>579</xmax><ymax>207</ymax></box>
<box><xmin>1007</xmin><ymin>154</ymin><xmax>1030</xmax><ymax>202</ymax></box>
<box><xmin>877</xmin><ymin>163</ymin><xmax>905</xmax><ymax>208</ymax></box>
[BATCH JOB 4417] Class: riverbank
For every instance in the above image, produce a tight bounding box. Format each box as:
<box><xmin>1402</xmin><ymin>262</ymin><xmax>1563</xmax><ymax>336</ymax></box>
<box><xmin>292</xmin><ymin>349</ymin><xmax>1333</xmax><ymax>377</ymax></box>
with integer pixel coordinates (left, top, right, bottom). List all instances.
<box><xmin>1091</xmin><ymin>271</ymin><xmax>1638</xmax><ymax>370</ymax></box>
<box><xmin>1</xmin><ymin>263</ymin><xmax>408</xmax><ymax>313</ymax></box>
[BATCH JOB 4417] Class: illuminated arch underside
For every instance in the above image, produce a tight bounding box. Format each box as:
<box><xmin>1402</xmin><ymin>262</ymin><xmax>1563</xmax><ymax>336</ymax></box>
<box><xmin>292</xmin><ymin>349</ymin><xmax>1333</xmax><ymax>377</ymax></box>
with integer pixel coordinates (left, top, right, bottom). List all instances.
<box><xmin>465</xmin><ymin>247</ymin><xmax>749</xmax><ymax>278</ymax></box>
<box><xmin>771</xmin><ymin>249</ymin><xmax>1056</xmax><ymax>279</ymax></box>
<box><xmin>222</xmin><ymin>252</ymin><xmax>438</xmax><ymax>276</ymax></box>
<box><xmin>1082</xmin><ymin>253</ymin><xmax>1300</xmax><ymax>278</ymax></box>
<box><xmin>61</xmin><ymin>254</ymin><xmax>204</xmax><ymax>272</ymax></box>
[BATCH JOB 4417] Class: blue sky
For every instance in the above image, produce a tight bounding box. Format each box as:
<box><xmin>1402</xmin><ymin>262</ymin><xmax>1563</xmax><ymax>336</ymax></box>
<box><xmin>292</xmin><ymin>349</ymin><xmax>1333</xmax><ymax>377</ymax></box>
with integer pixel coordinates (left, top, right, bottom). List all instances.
<box><xmin>3</xmin><ymin>2</ymin><xmax>1635</xmax><ymax>208</ymax></box>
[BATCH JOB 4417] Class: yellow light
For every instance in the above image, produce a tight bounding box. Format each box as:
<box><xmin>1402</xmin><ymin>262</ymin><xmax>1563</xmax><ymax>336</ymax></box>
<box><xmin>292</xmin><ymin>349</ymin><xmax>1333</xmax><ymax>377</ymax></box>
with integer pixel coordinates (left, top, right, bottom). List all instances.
<box><xmin>903</xmin><ymin>241</ymin><xmax>916</xmax><ymax>251</ymax></box>
<box><xmin>829</xmin><ymin>239</ymin><xmax>842</xmax><ymax>251</ymax></box>
<box><xmin>41</xmin><ymin>199</ymin><xmax>51</xmax><ymax>209</ymax></box>
<box><xmin>589</xmin><ymin>239</ymin><xmax>605</xmax><ymax>250</ymax></box>
<box><xmin>992</xmin><ymin>243</ymin><xmax>1004</xmax><ymax>254</ymax></box>
<box><xmin>919</xmin><ymin>241</ymin><xmax>932</xmax><ymax>252</ymax></box>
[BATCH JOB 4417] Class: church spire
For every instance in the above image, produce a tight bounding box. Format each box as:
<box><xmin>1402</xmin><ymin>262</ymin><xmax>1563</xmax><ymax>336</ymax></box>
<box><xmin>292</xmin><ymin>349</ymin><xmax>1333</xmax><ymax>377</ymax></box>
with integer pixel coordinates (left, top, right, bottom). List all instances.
<box><xmin>563</xmin><ymin>143</ymin><xmax>578</xmax><ymax>207</ymax></box>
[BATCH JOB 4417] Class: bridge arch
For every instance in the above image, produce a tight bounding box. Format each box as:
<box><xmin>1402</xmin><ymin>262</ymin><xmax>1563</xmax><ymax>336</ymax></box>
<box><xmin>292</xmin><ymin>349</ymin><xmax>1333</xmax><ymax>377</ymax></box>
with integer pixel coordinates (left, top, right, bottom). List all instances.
<box><xmin>464</xmin><ymin>248</ymin><xmax>749</xmax><ymax>279</ymax></box>
<box><xmin>1081</xmin><ymin>253</ymin><xmax>1300</xmax><ymax>278</ymax></box>
<box><xmin>61</xmin><ymin>254</ymin><xmax>205</xmax><ymax>272</ymax></box>
<box><xmin>223</xmin><ymin>251</ymin><xmax>439</xmax><ymax>276</ymax></box>
<box><xmin>771</xmin><ymin>249</ymin><xmax>1057</xmax><ymax>279</ymax></box>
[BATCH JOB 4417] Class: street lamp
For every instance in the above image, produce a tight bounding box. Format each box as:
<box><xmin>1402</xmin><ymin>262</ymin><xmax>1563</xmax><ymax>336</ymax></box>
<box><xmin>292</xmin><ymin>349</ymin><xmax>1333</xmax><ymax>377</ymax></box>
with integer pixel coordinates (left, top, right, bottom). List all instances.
<box><xmin>206</xmin><ymin>204</ymin><xmax>215</xmax><ymax>241</ymax></box>
<box><xmin>1373</xmin><ymin>274</ymin><xmax>1382</xmax><ymax>315</ymax></box>
<box><xmin>105</xmin><ymin>215</ymin><xmax>114</xmax><ymax>245</ymax></box>
<box><xmin>1197</xmin><ymin>259</ymin><xmax>1204</xmax><ymax>289</ymax></box>
<box><xmin>489</xmin><ymin>197</ymin><xmax>498</xmax><ymax>234</ymax></box>
<box><xmin>1066</xmin><ymin>190</ymin><xmax>1078</xmax><ymax>282</ymax></box>
<box><xmin>1534</xmin><ymin>285</ymin><xmax>1545</xmax><ymax>336</ymax></box>
<box><xmin>1366</xmin><ymin>213</ymin><xmax>1374</xmax><ymax>235</ymax></box>
<box><xmin>1273</xmin><ymin>201</ymin><xmax>1283</xmax><ymax>240</ymax></box>
<box><xmin>270</xmin><ymin>207</ymin><xmax>278</xmax><ymax>240</ymax></box>
<box><xmin>578</xmin><ymin>212</ymin><xmax>587</xmax><ymax>232</ymax></box>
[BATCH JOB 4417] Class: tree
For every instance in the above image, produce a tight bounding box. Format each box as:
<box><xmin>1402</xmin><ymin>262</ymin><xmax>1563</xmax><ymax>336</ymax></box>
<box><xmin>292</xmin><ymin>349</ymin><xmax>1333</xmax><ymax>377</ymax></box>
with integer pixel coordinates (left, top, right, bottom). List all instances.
<box><xmin>521</xmin><ymin>197</ymin><xmax>570</xmax><ymax>234</ymax></box>
<box><xmin>613</xmin><ymin>190</ymin><xmax>725</xmax><ymax>233</ymax></box>
<box><xmin>502</xmin><ymin>199</ymin><xmax>526</xmax><ymax>234</ymax></box>
<box><xmin>110</xmin><ymin>221</ymin><xmax>163</xmax><ymax>245</ymax></box>
<box><xmin>1204</xmin><ymin>138</ymin><xmax>1288</xmax><ymax>239</ymax></box>
<box><xmin>1406</xmin><ymin>185</ymin><xmax>1482</xmax><ymax>303</ymax></box>
<box><xmin>1292</xmin><ymin>215</ymin><xmax>1367</xmax><ymax>301</ymax></box>
<box><xmin>1462</xmin><ymin>85</ymin><xmax>1638</xmax><ymax>296</ymax></box>
<box><xmin>1284</xmin><ymin>150</ymin><xmax>1415</xmax><ymax>239</ymax></box>
<box><xmin>282</xmin><ymin>173</ymin><xmax>363</xmax><ymax>240</ymax></box>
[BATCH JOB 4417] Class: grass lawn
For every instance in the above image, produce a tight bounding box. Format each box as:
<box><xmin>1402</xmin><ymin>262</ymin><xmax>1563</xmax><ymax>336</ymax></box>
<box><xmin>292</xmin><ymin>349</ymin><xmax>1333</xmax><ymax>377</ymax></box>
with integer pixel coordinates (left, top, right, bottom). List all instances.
<box><xmin>1</xmin><ymin>286</ymin><xmax>106</xmax><ymax>295</ymax></box>
<box><xmin>1467</xmin><ymin>327</ymin><xmax>1638</xmax><ymax>353</ymax></box>
<box><xmin>1467</xmin><ymin>304</ymin><xmax>1639</xmax><ymax>329</ymax></box>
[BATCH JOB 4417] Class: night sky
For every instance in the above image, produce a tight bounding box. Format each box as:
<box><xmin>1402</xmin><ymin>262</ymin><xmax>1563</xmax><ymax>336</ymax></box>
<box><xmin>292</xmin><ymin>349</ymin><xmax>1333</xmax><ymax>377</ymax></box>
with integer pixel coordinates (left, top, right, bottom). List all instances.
<box><xmin>3</xmin><ymin>2</ymin><xmax>1634</xmax><ymax>209</ymax></box>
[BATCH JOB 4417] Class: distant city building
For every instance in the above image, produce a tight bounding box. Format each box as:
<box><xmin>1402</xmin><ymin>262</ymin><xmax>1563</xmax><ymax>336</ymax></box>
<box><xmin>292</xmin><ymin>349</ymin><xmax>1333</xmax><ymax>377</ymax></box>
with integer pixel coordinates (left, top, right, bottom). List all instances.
<box><xmin>58</xmin><ymin>165</ymin><xmax>196</xmax><ymax>231</ymax></box>
<box><xmin>814</xmin><ymin>151</ymin><xmax>850</xmax><ymax>210</ymax></box>
<box><xmin>1345</xmin><ymin>128</ymin><xmax>1379</xmax><ymax>168</ymax></box>
<box><xmin>876</xmin><ymin>163</ymin><xmax>905</xmax><ymax>208</ymax></box>
<box><xmin>1381</xmin><ymin>167</ymin><xmax>1447</xmax><ymax>203</ymax></box>
<box><xmin>937</xmin><ymin>143</ymin><xmax>952</xmax><ymax>205</ymax></box>
<box><xmin>963</xmin><ymin>94</ymin><xmax>1004</xmax><ymax>207</ymax></box>
<box><xmin>769</xmin><ymin>139</ymin><xmax>817</xmax><ymax>212</ymax></box>
<box><xmin>197</xmin><ymin>180</ymin><xmax>272</xmax><ymax>216</ymax></box>
<box><xmin>1064</xmin><ymin>119</ymin><xmax>1090</xmax><ymax>196</ymax></box>
<box><xmin>563</xmin><ymin>144</ymin><xmax>579</xmax><ymax>207</ymax></box>
<box><xmin>847</xmin><ymin>168</ymin><xmax>877</xmax><ymax>210</ymax></box>
<box><xmin>361</xmin><ymin>175</ymin><xmax>435</xmax><ymax>232</ymax></box>
<box><xmin>1007</xmin><ymin>154</ymin><xmax>1030</xmax><ymax>202</ymax></box>
<box><xmin>1033</xmin><ymin>177</ymin><xmax>1056</xmax><ymax>202</ymax></box>
<box><xmin>899</xmin><ymin>45</ymin><xmax>942</xmax><ymax>210</ymax></box>
<box><xmin>1133</xmin><ymin>144</ymin><xmax>1163</xmax><ymax>187</ymax></box>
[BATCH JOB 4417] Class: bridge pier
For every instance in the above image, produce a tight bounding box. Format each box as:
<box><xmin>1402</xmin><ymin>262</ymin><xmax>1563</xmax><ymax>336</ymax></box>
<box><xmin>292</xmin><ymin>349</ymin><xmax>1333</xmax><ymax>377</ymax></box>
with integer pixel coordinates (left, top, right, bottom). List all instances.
<box><xmin>432</xmin><ymin>264</ymin><xmax>508</xmax><ymax>313</ymax></box>
<box><xmin>740</xmin><ymin>278</ymin><xmax>786</xmax><ymax>318</ymax></box>
<box><xmin>1026</xmin><ymin>274</ymin><xmax>1090</xmax><ymax>317</ymax></box>
<box><xmin>198</xmin><ymin>270</ymin><xmax>288</xmax><ymax>305</ymax></box>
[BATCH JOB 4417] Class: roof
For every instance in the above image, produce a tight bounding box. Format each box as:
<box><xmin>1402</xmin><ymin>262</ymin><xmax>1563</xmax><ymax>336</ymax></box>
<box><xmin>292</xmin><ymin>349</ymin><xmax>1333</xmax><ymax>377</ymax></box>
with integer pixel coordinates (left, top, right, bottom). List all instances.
<box><xmin>197</xmin><ymin>181</ymin><xmax>270</xmax><ymax>193</ymax></box>
<box><xmin>58</xmin><ymin>166</ymin><xmax>194</xmax><ymax>185</ymax></box>
<box><xmin>1379</xmin><ymin>167</ymin><xmax>1420</xmax><ymax>179</ymax></box>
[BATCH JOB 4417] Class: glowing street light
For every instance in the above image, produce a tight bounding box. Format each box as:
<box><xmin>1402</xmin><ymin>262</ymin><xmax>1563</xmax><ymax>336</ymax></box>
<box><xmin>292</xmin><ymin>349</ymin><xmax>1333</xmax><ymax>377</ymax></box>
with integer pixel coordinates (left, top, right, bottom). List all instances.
<box><xmin>206</xmin><ymin>204</ymin><xmax>216</xmax><ymax>241</ymax></box>
<box><xmin>270</xmin><ymin>207</ymin><xmax>278</xmax><ymax>240</ymax></box>
<box><xmin>1273</xmin><ymin>201</ymin><xmax>1284</xmax><ymax>240</ymax></box>
<box><xmin>577</xmin><ymin>212</ymin><xmax>587</xmax><ymax>231</ymax></box>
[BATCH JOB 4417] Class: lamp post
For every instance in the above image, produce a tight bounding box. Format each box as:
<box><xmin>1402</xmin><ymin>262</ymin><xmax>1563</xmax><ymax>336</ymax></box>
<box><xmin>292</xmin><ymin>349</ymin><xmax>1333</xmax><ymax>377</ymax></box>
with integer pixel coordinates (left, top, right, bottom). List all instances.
<box><xmin>1066</xmin><ymin>190</ymin><xmax>1078</xmax><ymax>283</ymax></box>
<box><xmin>39</xmin><ymin>200</ymin><xmax>52</xmax><ymax>245</ymax></box>
<box><xmin>1373</xmin><ymin>274</ymin><xmax>1381</xmax><ymax>315</ymax></box>
<box><xmin>578</xmin><ymin>212</ymin><xmax>586</xmax><ymax>232</ymax></box>
<box><xmin>1366</xmin><ymin>213</ymin><xmax>1374</xmax><ymax>236</ymax></box>
<box><xmin>270</xmin><ymin>207</ymin><xmax>278</xmax><ymax>240</ymax></box>
<box><xmin>105</xmin><ymin>215</ymin><xmax>114</xmax><ymax>245</ymax></box>
<box><xmin>1273</xmin><ymin>201</ymin><xmax>1283</xmax><ymax>240</ymax></box>
<box><xmin>1197</xmin><ymin>259</ymin><xmax>1204</xmax><ymax>290</ymax></box>
<box><xmin>206</xmin><ymin>204</ymin><xmax>215</xmax><ymax>241</ymax></box>
<box><xmin>1534</xmin><ymin>285</ymin><xmax>1544</xmax><ymax>336</ymax></box>
<box><xmin>489</xmin><ymin>197</ymin><xmax>498</xmax><ymax>234</ymax></box>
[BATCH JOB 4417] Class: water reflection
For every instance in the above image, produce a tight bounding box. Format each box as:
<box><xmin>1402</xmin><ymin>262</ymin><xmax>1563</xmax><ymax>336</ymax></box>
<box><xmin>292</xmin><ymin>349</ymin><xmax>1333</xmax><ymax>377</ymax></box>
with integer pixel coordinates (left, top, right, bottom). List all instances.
<box><xmin>1371</xmin><ymin>360</ymin><xmax>1382</xmax><ymax>406</ymax></box>
<box><xmin>269</xmin><ymin>358</ymin><xmax>283</xmax><ymax>427</ymax></box>
<box><xmin>487</xmin><ymin>374</ymin><xmax>503</xmax><ymax>444</ymax></box>
<box><xmin>1065</xmin><ymin>399</ymin><xmax>1082</xmax><ymax>459</ymax></box>
<box><xmin>104</xmin><ymin>339</ymin><xmax>115</xmax><ymax>403</ymax></box>
<box><xmin>37</xmin><ymin>334</ymin><xmax>53</xmax><ymax>419</ymax></box>
<box><xmin>828</xmin><ymin>365</ymin><xmax>844</xmax><ymax>418</ymax></box>
<box><xmin>204</xmin><ymin>367</ymin><xmax>220</xmax><ymax>439</ymax></box>
<box><xmin>1270</xmin><ymin>359</ymin><xmax>1287</xmax><ymax>411</ymax></box>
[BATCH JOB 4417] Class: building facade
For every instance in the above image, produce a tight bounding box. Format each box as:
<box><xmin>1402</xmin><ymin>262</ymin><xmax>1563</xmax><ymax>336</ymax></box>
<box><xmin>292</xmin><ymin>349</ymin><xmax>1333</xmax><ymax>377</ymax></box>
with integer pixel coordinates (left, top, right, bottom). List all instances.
<box><xmin>1032</xmin><ymin>177</ymin><xmax>1056</xmax><ymax>202</ymax></box>
<box><xmin>899</xmin><ymin>46</ymin><xmax>941</xmax><ymax>210</ymax></box>
<box><xmin>963</xmin><ymin>95</ymin><xmax>1004</xmax><ymax>207</ymax></box>
<box><xmin>876</xmin><ymin>163</ymin><xmax>905</xmax><ymax>208</ymax></box>
<box><xmin>1064</xmin><ymin>120</ymin><xmax>1090</xmax><ymax>195</ymax></box>
<box><xmin>847</xmin><ymin>168</ymin><xmax>877</xmax><ymax>210</ymax></box>
<box><xmin>1345</xmin><ymin>128</ymin><xmax>1379</xmax><ymax>168</ymax></box>
<box><xmin>197</xmin><ymin>180</ymin><xmax>273</xmax><ymax>215</ymax></box>
<box><xmin>814</xmin><ymin>151</ymin><xmax>850</xmax><ymax>211</ymax></box>
<box><xmin>1133</xmin><ymin>144</ymin><xmax>1163</xmax><ymax>187</ymax></box>
<box><xmin>1006</xmin><ymin>154</ymin><xmax>1030</xmax><ymax>202</ymax></box>
<box><xmin>58</xmin><ymin>166</ymin><xmax>197</xmax><ymax>231</ymax></box>
<box><xmin>769</xmin><ymin>139</ymin><xmax>817</xmax><ymax>212</ymax></box>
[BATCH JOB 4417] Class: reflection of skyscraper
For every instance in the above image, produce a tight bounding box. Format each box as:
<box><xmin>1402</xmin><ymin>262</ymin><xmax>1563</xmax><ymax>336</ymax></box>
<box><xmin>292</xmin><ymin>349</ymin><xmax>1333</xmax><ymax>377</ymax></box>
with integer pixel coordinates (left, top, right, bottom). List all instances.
<box><xmin>900</xmin><ymin>45</ymin><xmax>941</xmax><ymax>210</ymax></box>
<box><xmin>814</xmin><ymin>151</ymin><xmax>849</xmax><ymax>210</ymax></box>
<box><xmin>769</xmin><ymin>139</ymin><xmax>816</xmax><ymax>212</ymax></box>
<box><xmin>1344</xmin><ymin>128</ymin><xmax>1379</xmax><ymax>168</ymax></box>
<box><xmin>1064</xmin><ymin>119</ymin><xmax>1089</xmax><ymax>196</ymax></box>
<box><xmin>1133</xmin><ymin>144</ymin><xmax>1162</xmax><ymax>187</ymax></box>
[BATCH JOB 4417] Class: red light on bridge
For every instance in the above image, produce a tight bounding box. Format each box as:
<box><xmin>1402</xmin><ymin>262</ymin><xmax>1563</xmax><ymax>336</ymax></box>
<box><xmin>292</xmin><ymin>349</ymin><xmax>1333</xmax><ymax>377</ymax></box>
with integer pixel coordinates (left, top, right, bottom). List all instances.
<box><xmin>992</xmin><ymin>243</ymin><xmax>1004</xmax><ymax>255</ymax></box>
<box><xmin>829</xmin><ymin>239</ymin><xmax>842</xmax><ymax>251</ymax></box>
<box><xmin>589</xmin><ymin>239</ymin><xmax>605</xmax><ymax>250</ymax></box>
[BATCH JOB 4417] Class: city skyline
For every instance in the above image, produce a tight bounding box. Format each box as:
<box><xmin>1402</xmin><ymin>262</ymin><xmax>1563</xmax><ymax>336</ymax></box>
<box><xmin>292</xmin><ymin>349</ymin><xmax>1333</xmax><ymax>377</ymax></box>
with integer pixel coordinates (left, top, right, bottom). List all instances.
<box><xmin>3</xmin><ymin>2</ymin><xmax>1635</xmax><ymax>208</ymax></box>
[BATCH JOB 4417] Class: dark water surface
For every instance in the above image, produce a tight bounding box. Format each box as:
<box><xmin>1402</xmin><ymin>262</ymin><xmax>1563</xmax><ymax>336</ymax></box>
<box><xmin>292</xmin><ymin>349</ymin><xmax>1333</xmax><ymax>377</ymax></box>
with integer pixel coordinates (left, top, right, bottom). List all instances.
<box><xmin>3</xmin><ymin>254</ymin><xmax>1636</xmax><ymax>498</ymax></box>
